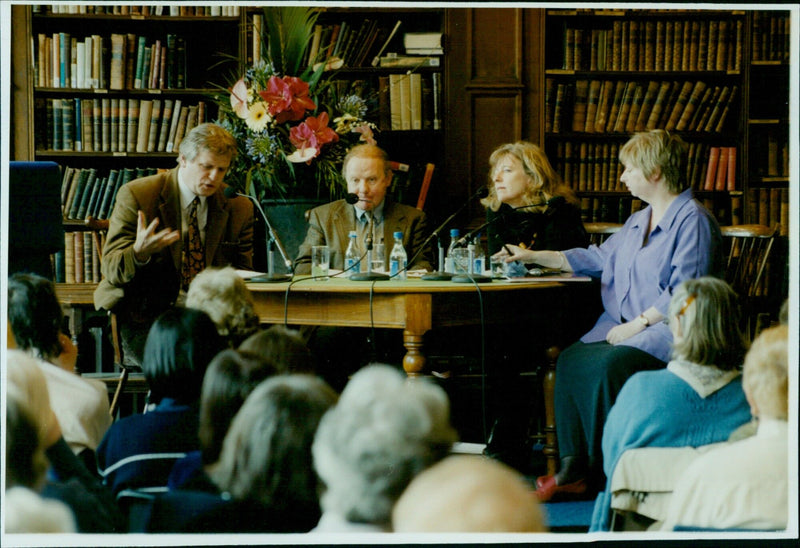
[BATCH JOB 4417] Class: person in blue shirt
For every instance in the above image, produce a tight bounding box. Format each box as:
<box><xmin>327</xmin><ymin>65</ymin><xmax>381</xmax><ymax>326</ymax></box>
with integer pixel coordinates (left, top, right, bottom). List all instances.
<box><xmin>590</xmin><ymin>277</ymin><xmax>751</xmax><ymax>531</ymax></box>
<box><xmin>497</xmin><ymin>129</ymin><xmax>723</xmax><ymax>500</ymax></box>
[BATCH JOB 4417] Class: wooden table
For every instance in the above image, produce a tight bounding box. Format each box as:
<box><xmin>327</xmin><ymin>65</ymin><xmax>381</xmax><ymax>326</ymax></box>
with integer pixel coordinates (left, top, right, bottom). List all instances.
<box><xmin>245</xmin><ymin>275</ymin><xmax>577</xmax><ymax>376</ymax></box>
<box><xmin>55</xmin><ymin>276</ymin><xmax>581</xmax><ymax>376</ymax></box>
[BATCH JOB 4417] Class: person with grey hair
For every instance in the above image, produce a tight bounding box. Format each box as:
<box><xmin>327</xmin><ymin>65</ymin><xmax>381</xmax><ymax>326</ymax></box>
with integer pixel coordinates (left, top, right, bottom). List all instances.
<box><xmin>311</xmin><ymin>364</ymin><xmax>457</xmax><ymax>532</ymax></box>
<box><xmin>186</xmin><ymin>266</ymin><xmax>260</xmax><ymax>347</ymax></box>
<box><xmin>662</xmin><ymin>324</ymin><xmax>789</xmax><ymax>531</ymax></box>
<box><xmin>94</xmin><ymin>122</ymin><xmax>254</xmax><ymax>366</ymax></box>
<box><xmin>589</xmin><ymin>276</ymin><xmax>751</xmax><ymax>532</ymax></box>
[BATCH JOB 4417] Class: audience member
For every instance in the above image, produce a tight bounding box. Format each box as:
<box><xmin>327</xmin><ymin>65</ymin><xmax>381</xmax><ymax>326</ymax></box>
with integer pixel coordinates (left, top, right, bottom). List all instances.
<box><xmin>7</xmin><ymin>351</ymin><xmax>124</xmax><ymax>532</ymax></box>
<box><xmin>185</xmin><ymin>266</ymin><xmax>260</xmax><ymax>347</ymax></box>
<box><xmin>589</xmin><ymin>277</ymin><xmax>751</xmax><ymax>531</ymax></box>
<box><xmin>392</xmin><ymin>455</ymin><xmax>546</xmax><ymax>532</ymax></box>
<box><xmin>147</xmin><ymin>374</ymin><xmax>337</xmax><ymax>532</ymax></box>
<box><xmin>5</xmin><ymin>395</ymin><xmax>75</xmax><ymax>533</ymax></box>
<box><xmin>497</xmin><ymin>130</ymin><xmax>723</xmax><ymax>500</ymax></box>
<box><xmin>238</xmin><ymin>324</ymin><xmax>316</xmax><ymax>374</ymax></box>
<box><xmin>96</xmin><ymin>307</ymin><xmax>224</xmax><ymax>512</ymax></box>
<box><xmin>167</xmin><ymin>348</ymin><xmax>278</xmax><ymax>492</ymax></box>
<box><xmin>8</xmin><ymin>272</ymin><xmax>111</xmax><ymax>462</ymax></box>
<box><xmin>663</xmin><ymin>325</ymin><xmax>789</xmax><ymax>531</ymax></box>
<box><xmin>311</xmin><ymin>364</ymin><xmax>457</xmax><ymax>532</ymax></box>
<box><xmin>93</xmin><ymin>122</ymin><xmax>254</xmax><ymax>366</ymax></box>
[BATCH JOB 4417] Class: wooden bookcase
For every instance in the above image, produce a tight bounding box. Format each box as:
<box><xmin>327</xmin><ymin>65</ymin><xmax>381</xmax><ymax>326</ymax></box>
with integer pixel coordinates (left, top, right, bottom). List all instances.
<box><xmin>540</xmin><ymin>8</ymin><xmax>790</xmax><ymax>232</ymax></box>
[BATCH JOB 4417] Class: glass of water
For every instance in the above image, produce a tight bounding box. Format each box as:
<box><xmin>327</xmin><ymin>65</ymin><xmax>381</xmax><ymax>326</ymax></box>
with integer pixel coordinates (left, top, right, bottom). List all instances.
<box><xmin>311</xmin><ymin>245</ymin><xmax>330</xmax><ymax>280</ymax></box>
<box><xmin>371</xmin><ymin>243</ymin><xmax>385</xmax><ymax>272</ymax></box>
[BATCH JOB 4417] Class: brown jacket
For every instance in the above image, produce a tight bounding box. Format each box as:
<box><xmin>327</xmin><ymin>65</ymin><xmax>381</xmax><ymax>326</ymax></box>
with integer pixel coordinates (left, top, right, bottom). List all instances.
<box><xmin>295</xmin><ymin>199</ymin><xmax>432</xmax><ymax>274</ymax></box>
<box><xmin>93</xmin><ymin>168</ymin><xmax>254</xmax><ymax>317</ymax></box>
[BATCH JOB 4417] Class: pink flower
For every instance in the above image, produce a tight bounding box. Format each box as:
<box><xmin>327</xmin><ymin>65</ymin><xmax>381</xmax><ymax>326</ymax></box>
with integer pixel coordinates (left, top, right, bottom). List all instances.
<box><xmin>259</xmin><ymin>76</ymin><xmax>316</xmax><ymax>124</ymax></box>
<box><xmin>352</xmin><ymin>123</ymin><xmax>376</xmax><ymax>145</ymax></box>
<box><xmin>229</xmin><ymin>78</ymin><xmax>250</xmax><ymax>118</ymax></box>
<box><xmin>288</xmin><ymin>112</ymin><xmax>339</xmax><ymax>164</ymax></box>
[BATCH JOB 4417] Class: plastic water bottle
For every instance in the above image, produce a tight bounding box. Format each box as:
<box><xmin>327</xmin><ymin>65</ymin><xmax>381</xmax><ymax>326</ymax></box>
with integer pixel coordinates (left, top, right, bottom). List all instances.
<box><xmin>471</xmin><ymin>232</ymin><xmax>486</xmax><ymax>274</ymax></box>
<box><xmin>444</xmin><ymin>228</ymin><xmax>460</xmax><ymax>274</ymax></box>
<box><xmin>344</xmin><ymin>230</ymin><xmax>360</xmax><ymax>277</ymax></box>
<box><xmin>389</xmin><ymin>231</ymin><xmax>408</xmax><ymax>279</ymax></box>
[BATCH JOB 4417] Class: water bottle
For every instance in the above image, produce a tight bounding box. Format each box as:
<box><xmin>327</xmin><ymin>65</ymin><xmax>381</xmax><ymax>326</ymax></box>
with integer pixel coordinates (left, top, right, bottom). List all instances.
<box><xmin>471</xmin><ymin>232</ymin><xmax>486</xmax><ymax>274</ymax></box>
<box><xmin>344</xmin><ymin>230</ymin><xmax>360</xmax><ymax>277</ymax></box>
<box><xmin>389</xmin><ymin>231</ymin><xmax>408</xmax><ymax>279</ymax></box>
<box><xmin>444</xmin><ymin>228</ymin><xmax>460</xmax><ymax>274</ymax></box>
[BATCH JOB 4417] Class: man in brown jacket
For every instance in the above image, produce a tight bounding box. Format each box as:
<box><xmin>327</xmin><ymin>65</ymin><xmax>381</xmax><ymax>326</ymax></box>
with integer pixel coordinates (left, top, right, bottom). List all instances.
<box><xmin>94</xmin><ymin>123</ymin><xmax>254</xmax><ymax>365</ymax></box>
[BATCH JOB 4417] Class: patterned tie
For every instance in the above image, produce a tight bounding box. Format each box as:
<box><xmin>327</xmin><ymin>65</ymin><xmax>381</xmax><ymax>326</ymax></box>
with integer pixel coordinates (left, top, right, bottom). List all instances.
<box><xmin>181</xmin><ymin>197</ymin><xmax>204</xmax><ymax>290</ymax></box>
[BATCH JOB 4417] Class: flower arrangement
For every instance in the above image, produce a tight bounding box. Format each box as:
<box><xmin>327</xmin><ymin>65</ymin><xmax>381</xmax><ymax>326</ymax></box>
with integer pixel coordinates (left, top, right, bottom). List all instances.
<box><xmin>215</xmin><ymin>6</ymin><xmax>377</xmax><ymax>202</ymax></box>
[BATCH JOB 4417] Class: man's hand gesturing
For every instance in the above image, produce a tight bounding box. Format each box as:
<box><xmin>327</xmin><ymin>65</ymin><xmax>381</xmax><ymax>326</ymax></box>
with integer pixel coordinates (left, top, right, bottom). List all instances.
<box><xmin>133</xmin><ymin>210</ymin><xmax>180</xmax><ymax>263</ymax></box>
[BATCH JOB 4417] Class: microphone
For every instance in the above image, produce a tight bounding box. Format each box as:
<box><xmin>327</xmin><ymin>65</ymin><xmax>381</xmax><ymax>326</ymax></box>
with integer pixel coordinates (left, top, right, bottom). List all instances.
<box><xmin>417</xmin><ymin>186</ymin><xmax>489</xmax><ymax>281</ymax></box>
<box><xmin>224</xmin><ymin>186</ymin><xmax>292</xmax><ymax>282</ymax></box>
<box><xmin>454</xmin><ymin>195</ymin><xmax>567</xmax><ymax>247</ymax></box>
<box><xmin>346</xmin><ymin>193</ymin><xmax>390</xmax><ymax>281</ymax></box>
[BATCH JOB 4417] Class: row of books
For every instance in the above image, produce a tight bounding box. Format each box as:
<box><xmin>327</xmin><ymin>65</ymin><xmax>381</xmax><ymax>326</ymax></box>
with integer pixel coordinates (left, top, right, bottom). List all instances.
<box><xmin>751</xmin><ymin>131</ymin><xmax>790</xmax><ymax>179</ymax></box>
<box><xmin>546</xmin><ymin>78</ymin><xmax>737</xmax><ymax>134</ymax></box>
<box><xmin>35</xmin><ymin>5</ymin><xmax>240</xmax><ymax>17</ymax></box>
<box><xmin>552</xmin><ymin>140</ymin><xmax>736</xmax><ymax>193</ymax></box>
<box><xmin>38</xmin><ymin>97</ymin><xmax>208</xmax><ymax>154</ymax></box>
<box><xmin>747</xmin><ymin>187</ymin><xmax>790</xmax><ymax>236</ymax></box>
<box><xmin>752</xmin><ymin>12</ymin><xmax>791</xmax><ymax>61</ymax></box>
<box><xmin>306</xmin><ymin>19</ymin><xmax>400</xmax><ymax>68</ymax></box>
<box><xmin>560</xmin><ymin>18</ymin><xmax>743</xmax><ymax>72</ymax></box>
<box><xmin>36</xmin><ymin>32</ymin><xmax>187</xmax><ymax>90</ymax></box>
<box><xmin>579</xmin><ymin>195</ymin><xmax>644</xmax><ymax>224</ymax></box>
<box><xmin>53</xmin><ymin>232</ymin><xmax>102</xmax><ymax>284</ymax></box>
<box><xmin>60</xmin><ymin>166</ymin><xmax>160</xmax><ymax>222</ymax></box>
<box><xmin>379</xmin><ymin>72</ymin><xmax>442</xmax><ymax>131</ymax></box>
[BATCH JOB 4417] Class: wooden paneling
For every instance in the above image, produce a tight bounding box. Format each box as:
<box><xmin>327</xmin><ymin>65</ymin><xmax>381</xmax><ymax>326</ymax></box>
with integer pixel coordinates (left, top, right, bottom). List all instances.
<box><xmin>11</xmin><ymin>5</ymin><xmax>35</xmax><ymax>160</ymax></box>
<box><xmin>443</xmin><ymin>8</ymin><xmax>544</xmax><ymax>227</ymax></box>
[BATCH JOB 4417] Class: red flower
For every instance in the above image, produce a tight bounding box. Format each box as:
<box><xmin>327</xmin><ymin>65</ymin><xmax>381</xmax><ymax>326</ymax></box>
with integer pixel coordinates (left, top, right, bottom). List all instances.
<box><xmin>288</xmin><ymin>112</ymin><xmax>339</xmax><ymax>164</ymax></box>
<box><xmin>259</xmin><ymin>76</ymin><xmax>316</xmax><ymax>124</ymax></box>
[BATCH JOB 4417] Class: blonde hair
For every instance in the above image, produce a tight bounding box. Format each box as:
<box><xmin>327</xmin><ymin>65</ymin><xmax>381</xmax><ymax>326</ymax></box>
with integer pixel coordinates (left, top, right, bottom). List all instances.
<box><xmin>619</xmin><ymin>129</ymin><xmax>688</xmax><ymax>194</ymax></box>
<box><xmin>178</xmin><ymin>122</ymin><xmax>238</xmax><ymax>162</ymax></box>
<box><xmin>186</xmin><ymin>267</ymin><xmax>259</xmax><ymax>345</ymax></box>
<box><xmin>669</xmin><ymin>277</ymin><xmax>747</xmax><ymax>369</ymax></box>
<box><xmin>743</xmin><ymin>325</ymin><xmax>788</xmax><ymax>420</ymax></box>
<box><xmin>482</xmin><ymin>141</ymin><xmax>576</xmax><ymax>212</ymax></box>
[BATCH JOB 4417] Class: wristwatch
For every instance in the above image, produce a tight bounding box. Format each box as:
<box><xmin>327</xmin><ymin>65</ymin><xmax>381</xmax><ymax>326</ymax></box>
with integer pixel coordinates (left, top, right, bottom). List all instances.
<box><xmin>637</xmin><ymin>314</ymin><xmax>650</xmax><ymax>327</ymax></box>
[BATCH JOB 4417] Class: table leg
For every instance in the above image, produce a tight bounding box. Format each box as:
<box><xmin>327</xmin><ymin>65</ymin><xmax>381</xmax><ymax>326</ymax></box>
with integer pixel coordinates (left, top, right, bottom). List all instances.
<box><xmin>402</xmin><ymin>293</ymin><xmax>433</xmax><ymax>377</ymax></box>
<box><xmin>402</xmin><ymin>329</ymin><xmax>426</xmax><ymax>377</ymax></box>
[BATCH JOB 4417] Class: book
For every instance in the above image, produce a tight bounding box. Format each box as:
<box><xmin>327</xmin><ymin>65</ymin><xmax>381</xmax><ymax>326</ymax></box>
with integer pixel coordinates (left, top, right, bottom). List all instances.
<box><xmin>166</xmin><ymin>34</ymin><xmax>177</xmax><ymax>88</ymax></box>
<box><xmin>593</xmin><ymin>80</ymin><xmax>614</xmax><ymax>133</ymax></box>
<box><xmin>133</xmin><ymin>35</ymin><xmax>147</xmax><ymax>89</ymax></box>
<box><xmin>571</xmin><ymin>80</ymin><xmax>589</xmax><ymax>132</ymax></box>
<box><xmin>172</xmin><ymin>104</ymin><xmax>190</xmax><ymax>150</ymax></box>
<box><xmin>92</xmin><ymin>98</ymin><xmax>102</xmax><ymax>152</ymax></box>
<box><xmin>613</xmin><ymin>81</ymin><xmax>635</xmax><ymax>133</ymax></box>
<box><xmin>184</xmin><ymin>104</ymin><xmax>199</xmax><ymax>136</ymax></box>
<box><xmin>703</xmin><ymin>146</ymin><xmax>720</xmax><ymax>191</ymax></box>
<box><xmin>109</xmin><ymin>33</ymin><xmax>126</xmax><ymax>90</ymax></box>
<box><xmin>399</xmin><ymin>73</ymin><xmax>412</xmax><ymax>130</ymax></box>
<box><xmin>157</xmin><ymin>99</ymin><xmax>174</xmax><ymax>151</ymax></box>
<box><xmin>84</xmin><ymin>175</ymin><xmax>105</xmax><ymax>220</ymax></box>
<box><xmin>63</xmin><ymin>168</ymin><xmax>85</xmax><ymax>218</ymax></box>
<box><xmin>175</xmin><ymin>37</ymin><xmax>187</xmax><ymax>88</ymax></box>
<box><xmin>165</xmin><ymin>99</ymin><xmax>182</xmax><ymax>152</ymax></box>
<box><xmin>72</xmin><ymin>168</ymin><xmax>97</xmax><ymax>219</ymax></box>
<box><xmin>97</xmin><ymin>169</ymin><xmax>119</xmax><ymax>220</ymax></box>
<box><xmin>126</xmin><ymin>98</ymin><xmax>140</xmax><ymax>152</ymax></box>
<box><xmin>726</xmin><ymin>147</ymin><xmax>737</xmax><ymax>191</ymax></box>
<box><xmin>713</xmin><ymin>85</ymin><xmax>738</xmax><ymax>133</ymax></box>
<box><xmin>635</xmin><ymin>80</ymin><xmax>660</xmax><ymax>132</ymax></box>
<box><xmin>377</xmin><ymin>55</ymin><xmax>440</xmax><ymax>68</ymax></box>
<box><xmin>625</xmin><ymin>83</ymin><xmax>645</xmax><ymax>133</ymax></box>
<box><xmin>388</xmin><ymin>74</ymin><xmax>403</xmax><ymax>130</ymax></box>
<box><xmin>675</xmin><ymin>80</ymin><xmax>707</xmax><ymax>131</ymax></box>
<box><xmin>74</xmin><ymin>98</ymin><xmax>84</xmax><ymax>151</ymax></box>
<box><xmin>61</xmin><ymin>98</ymin><xmax>74</xmax><ymax>151</ymax></box>
<box><xmin>688</xmin><ymin>20</ymin><xmax>700</xmax><ymax>71</ymax></box>
<box><xmin>714</xmin><ymin>145</ymin><xmax>729</xmax><ymax>191</ymax></box>
<box><xmin>136</xmin><ymin>99</ymin><xmax>152</xmax><ymax>153</ymax></box>
<box><xmin>584</xmin><ymin>79</ymin><xmax>602</xmax><ymax>133</ymax></box>
<box><xmin>552</xmin><ymin>83</ymin><xmax>566</xmax><ymax>133</ymax></box>
<box><xmin>544</xmin><ymin>77</ymin><xmax>556</xmax><ymax>133</ymax></box>
<box><xmin>645</xmin><ymin>81</ymin><xmax>672</xmax><ymax>130</ymax></box>
<box><xmin>101</xmin><ymin>98</ymin><xmax>111</xmax><ymax>152</ymax></box>
<box><xmin>147</xmin><ymin>99</ymin><xmax>162</xmax><ymax>152</ymax></box>
<box><xmin>702</xmin><ymin>85</ymin><xmax>730</xmax><ymax>133</ymax></box>
<box><xmin>74</xmin><ymin>230</ymin><xmax>84</xmax><ymax>284</ymax></box>
<box><xmin>64</xmin><ymin>232</ymin><xmax>75</xmax><ymax>283</ymax></box>
<box><xmin>409</xmin><ymin>73</ymin><xmax>422</xmax><ymax>130</ymax></box>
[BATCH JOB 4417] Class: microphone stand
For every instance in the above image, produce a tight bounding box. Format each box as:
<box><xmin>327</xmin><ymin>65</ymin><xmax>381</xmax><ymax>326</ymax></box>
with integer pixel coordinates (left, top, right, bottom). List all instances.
<box><xmin>417</xmin><ymin>186</ymin><xmax>490</xmax><ymax>281</ymax></box>
<box><xmin>350</xmin><ymin>212</ymin><xmax>390</xmax><ymax>281</ymax></box>
<box><xmin>231</xmin><ymin>189</ymin><xmax>292</xmax><ymax>283</ymax></box>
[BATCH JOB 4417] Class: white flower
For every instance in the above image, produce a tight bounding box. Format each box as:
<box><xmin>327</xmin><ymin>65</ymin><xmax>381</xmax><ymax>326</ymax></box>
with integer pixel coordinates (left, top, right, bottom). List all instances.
<box><xmin>245</xmin><ymin>102</ymin><xmax>271</xmax><ymax>132</ymax></box>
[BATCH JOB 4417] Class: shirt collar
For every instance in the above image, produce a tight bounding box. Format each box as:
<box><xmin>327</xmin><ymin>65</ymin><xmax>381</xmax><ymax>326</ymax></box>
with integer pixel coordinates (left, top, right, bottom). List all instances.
<box><xmin>354</xmin><ymin>200</ymin><xmax>385</xmax><ymax>223</ymax></box>
<box><xmin>667</xmin><ymin>358</ymin><xmax>740</xmax><ymax>398</ymax></box>
<box><xmin>177</xmin><ymin>172</ymin><xmax>207</xmax><ymax>210</ymax></box>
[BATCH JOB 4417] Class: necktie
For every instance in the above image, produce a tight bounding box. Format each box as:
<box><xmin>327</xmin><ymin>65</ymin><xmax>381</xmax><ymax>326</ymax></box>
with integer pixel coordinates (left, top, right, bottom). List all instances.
<box><xmin>181</xmin><ymin>197</ymin><xmax>204</xmax><ymax>290</ymax></box>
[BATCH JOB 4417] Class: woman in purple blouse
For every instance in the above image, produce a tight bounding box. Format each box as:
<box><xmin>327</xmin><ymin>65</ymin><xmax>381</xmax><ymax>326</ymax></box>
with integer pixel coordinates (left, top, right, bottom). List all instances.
<box><xmin>496</xmin><ymin>129</ymin><xmax>723</xmax><ymax>501</ymax></box>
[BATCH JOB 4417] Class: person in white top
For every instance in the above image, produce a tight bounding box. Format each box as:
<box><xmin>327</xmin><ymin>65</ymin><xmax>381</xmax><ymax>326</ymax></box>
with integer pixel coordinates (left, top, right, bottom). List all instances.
<box><xmin>8</xmin><ymin>272</ymin><xmax>112</xmax><ymax>457</ymax></box>
<box><xmin>663</xmin><ymin>324</ymin><xmax>789</xmax><ymax>531</ymax></box>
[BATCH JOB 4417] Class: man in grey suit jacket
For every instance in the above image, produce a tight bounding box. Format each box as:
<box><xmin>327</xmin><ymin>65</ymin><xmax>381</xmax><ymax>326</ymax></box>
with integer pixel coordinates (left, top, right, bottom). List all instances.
<box><xmin>94</xmin><ymin>123</ymin><xmax>254</xmax><ymax>365</ymax></box>
<box><xmin>295</xmin><ymin>144</ymin><xmax>432</xmax><ymax>274</ymax></box>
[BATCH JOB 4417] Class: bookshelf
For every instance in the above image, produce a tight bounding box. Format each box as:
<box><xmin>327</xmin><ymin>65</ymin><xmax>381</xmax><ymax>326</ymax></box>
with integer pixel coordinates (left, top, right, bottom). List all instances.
<box><xmin>17</xmin><ymin>4</ymin><xmax>243</xmax><ymax>223</ymax></box>
<box><xmin>541</xmin><ymin>8</ymin><xmax>763</xmax><ymax>226</ymax></box>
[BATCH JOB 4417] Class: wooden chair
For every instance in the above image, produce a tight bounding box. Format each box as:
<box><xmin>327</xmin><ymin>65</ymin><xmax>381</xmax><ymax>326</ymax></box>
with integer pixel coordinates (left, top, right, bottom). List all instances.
<box><xmin>584</xmin><ymin>222</ymin><xmax>622</xmax><ymax>245</ymax></box>
<box><xmin>84</xmin><ymin>217</ymin><xmax>131</xmax><ymax>418</ymax></box>
<box><xmin>719</xmin><ymin>224</ymin><xmax>780</xmax><ymax>340</ymax></box>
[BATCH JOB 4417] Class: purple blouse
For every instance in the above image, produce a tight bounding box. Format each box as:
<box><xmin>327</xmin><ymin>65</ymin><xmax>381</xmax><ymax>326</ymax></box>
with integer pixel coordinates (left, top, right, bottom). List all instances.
<box><xmin>563</xmin><ymin>189</ymin><xmax>722</xmax><ymax>362</ymax></box>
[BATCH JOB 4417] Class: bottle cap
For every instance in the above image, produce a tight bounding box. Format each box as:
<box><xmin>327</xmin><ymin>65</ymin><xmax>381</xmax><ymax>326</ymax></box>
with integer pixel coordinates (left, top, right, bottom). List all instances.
<box><xmin>450</xmin><ymin>228</ymin><xmax>460</xmax><ymax>236</ymax></box>
<box><xmin>393</xmin><ymin>231</ymin><xmax>403</xmax><ymax>238</ymax></box>
<box><xmin>349</xmin><ymin>230</ymin><xmax>357</xmax><ymax>237</ymax></box>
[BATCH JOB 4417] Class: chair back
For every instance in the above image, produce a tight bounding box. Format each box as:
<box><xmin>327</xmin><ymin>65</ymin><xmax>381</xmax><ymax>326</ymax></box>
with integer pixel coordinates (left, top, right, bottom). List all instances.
<box><xmin>584</xmin><ymin>222</ymin><xmax>622</xmax><ymax>246</ymax></box>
